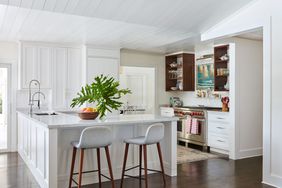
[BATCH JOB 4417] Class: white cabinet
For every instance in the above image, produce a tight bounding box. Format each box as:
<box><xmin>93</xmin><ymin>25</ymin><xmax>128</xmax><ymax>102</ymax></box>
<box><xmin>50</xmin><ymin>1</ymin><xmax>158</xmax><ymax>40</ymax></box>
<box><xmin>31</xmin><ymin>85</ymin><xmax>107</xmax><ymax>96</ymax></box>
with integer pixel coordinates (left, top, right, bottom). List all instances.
<box><xmin>85</xmin><ymin>47</ymin><xmax>120</xmax><ymax>84</ymax></box>
<box><xmin>38</xmin><ymin>47</ymin><xmax>52</xmax><ymax>88</ymax></box>
<box><xmin>19</xmin><ymin>43</ymin><xmax>120</xmax><ymax>110</ymax></box>
<box><xmin>66</xmin><ymin>48</ymin><xmax>82</xmax><ymax>108</ymax></box>
<box><xmin>20</xmin><ymin>44</ymin><xmax>52</xmax><ymax>89</ymax></box>
<box><xmin>208</xmin><ymin>111</ymin><xmax>230</xmax><ymax>154</ymax></box>
<box><xmin>51</xmin><ymin>47</ymin><xmax>67</xmax><ymax>109</ymax></box>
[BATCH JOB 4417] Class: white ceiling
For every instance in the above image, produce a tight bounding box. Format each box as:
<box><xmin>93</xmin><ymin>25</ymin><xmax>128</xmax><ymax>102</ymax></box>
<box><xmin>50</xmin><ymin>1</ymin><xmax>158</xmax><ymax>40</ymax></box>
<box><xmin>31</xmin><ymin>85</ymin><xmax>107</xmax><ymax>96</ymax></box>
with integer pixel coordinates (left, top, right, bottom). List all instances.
<box><xmin>0</xmin><ymin>0</ymin><xmax>254</xmax><ymax>53</ymax></box>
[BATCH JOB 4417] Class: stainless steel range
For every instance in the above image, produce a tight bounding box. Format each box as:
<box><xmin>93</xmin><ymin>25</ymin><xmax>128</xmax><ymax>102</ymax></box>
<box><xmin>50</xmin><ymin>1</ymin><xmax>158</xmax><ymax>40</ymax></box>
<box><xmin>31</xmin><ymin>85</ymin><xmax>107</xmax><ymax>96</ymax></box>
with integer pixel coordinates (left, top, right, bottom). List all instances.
<box><xmin>175</xmin><ymin>107</ymin><xmax>208</xmax><ymax>149</ymax></box>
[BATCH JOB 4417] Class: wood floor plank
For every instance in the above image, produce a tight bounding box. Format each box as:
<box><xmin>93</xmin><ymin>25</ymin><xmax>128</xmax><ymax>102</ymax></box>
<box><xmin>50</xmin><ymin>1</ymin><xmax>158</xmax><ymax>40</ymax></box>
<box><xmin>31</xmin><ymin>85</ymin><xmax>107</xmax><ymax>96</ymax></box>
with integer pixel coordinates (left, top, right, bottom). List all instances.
<box><xmin>0</xmin><ymin>152</ymin><xmax>274</xmax><ymax>188</ymax></box>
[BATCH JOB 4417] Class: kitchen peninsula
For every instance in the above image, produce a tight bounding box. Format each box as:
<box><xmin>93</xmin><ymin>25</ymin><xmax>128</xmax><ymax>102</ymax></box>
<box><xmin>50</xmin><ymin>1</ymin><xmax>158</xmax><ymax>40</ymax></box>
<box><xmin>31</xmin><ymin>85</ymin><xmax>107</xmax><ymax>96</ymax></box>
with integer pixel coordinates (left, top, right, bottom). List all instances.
<box><xmin>17</xmin><ymin>110</ymin><xmax>178</xmax><ymax>188</ymax></box>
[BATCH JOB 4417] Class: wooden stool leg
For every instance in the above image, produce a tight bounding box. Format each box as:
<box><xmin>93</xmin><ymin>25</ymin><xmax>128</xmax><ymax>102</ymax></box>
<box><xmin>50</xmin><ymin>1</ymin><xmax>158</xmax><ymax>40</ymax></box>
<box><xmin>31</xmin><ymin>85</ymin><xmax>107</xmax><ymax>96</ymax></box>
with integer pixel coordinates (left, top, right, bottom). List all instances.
<box><xmin>78</xmin><ymin>149</ymin><xmax>85</xmax><ymax>188</ymax></box>
<box><xmin>139</xmin><ymin>145</ymin><xmax>142</xmax><ymax>184</ymax></box>
<box><xmin>120</xmin><ymin>143</ymin><xmax>129</xmax><ymax>188</ymax></box>
<box><xmin>68</xmin><ymin>147</ymin><xmax>77</xmax><ymax>188</ymax></box>
<box><xmin>143</xmin><ymin>144</ymin><xmax>148</xmax><ymax>188</ymax></box>
<box><xmin>105</xmin><ymin>146</ymin><xmax>115</xmax><ymax>188</ymax></box>
<box><xmin>157</xmin><ymin>143</ymin><xmax>166</xmax><ymax>185</ymax></box>
<box><xmin>97</xmin><ymin>148</ymin><xmax>102</xmax><ymax>188</ymax></box>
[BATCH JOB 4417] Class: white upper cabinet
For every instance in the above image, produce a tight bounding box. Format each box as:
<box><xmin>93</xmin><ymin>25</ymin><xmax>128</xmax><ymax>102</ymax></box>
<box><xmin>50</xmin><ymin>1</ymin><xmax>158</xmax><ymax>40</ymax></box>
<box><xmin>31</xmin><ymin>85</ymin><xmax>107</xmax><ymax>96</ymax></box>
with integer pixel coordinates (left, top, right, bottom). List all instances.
<box><xmin>20</xmin><ymin>43</ymin><xmax>52</xmax><ymax>89</ymax></box>
<box><xmin>85</xmin><ymin>47</ymin><xmax>120</xmax><ymax>84</ymax></box>
<box><xmin>67</xmin><ymin>48</ymin><xmax>82</xmax><ymax>92</ymax></box>
<box><xmin>51</xmin><ymin>47</ymin><xmax>67</xmax><ymax>109</ymax></box>
<box><xmin>65</xmin><ymin>48</ymin><xmax>82</xmax><ymax>109</ymax></box>
<box><xmin>38</xmin><ymin>47</ymin><xmax>52</xmax><ymax>88</ymax></box>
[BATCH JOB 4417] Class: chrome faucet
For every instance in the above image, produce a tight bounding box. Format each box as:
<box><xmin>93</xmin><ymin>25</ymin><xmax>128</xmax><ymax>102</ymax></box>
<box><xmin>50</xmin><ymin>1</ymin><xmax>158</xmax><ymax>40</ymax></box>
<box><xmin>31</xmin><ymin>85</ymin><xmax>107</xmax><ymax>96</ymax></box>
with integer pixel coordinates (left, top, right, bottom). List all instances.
<box><xmin>30</xmin><ymin>92</ymin><xmax>46</xmax><ymax>114</ymax></box>
<box><xmin>28</xmin><ymin>80</ymin><xmax>45</xmax><ymax>114</ymax></box>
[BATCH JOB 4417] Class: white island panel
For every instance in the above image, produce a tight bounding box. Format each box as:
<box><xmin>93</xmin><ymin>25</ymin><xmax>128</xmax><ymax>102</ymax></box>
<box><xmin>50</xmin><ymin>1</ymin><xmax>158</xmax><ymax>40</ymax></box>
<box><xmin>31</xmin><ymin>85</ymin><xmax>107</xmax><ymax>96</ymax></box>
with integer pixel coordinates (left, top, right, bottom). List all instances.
<box><xmin>17</xmin><ymin>110</ymin><xmax>177</xmax><ymax>188</ymax></box>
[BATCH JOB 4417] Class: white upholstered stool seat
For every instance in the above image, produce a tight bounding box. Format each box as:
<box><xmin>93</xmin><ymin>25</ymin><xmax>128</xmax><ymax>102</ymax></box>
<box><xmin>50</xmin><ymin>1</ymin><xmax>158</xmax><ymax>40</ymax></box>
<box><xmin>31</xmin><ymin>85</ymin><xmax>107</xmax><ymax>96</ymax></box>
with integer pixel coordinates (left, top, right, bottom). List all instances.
<box><xmin>69</xmin><ymin>126</ymin><xmax>115</xmax><ymax>188</ymax></box>
<box><xmin>124</xmin><ymin>136</ymin><xmax>146</xmax><ymax>145</ymax></box>
<box><xmin>124</xmin><ymin>123</ymin><xmax>165</xmax><ymax>145</ymax></box>
<box><xmin>71</xmin><ymin>126</ymin><xmax>112</xmax><ymax>149</ymax></box>
<box><xmin>120</xmin><ymin>123</ymin><xmax>166</xmax><ymax>188</ymax></box>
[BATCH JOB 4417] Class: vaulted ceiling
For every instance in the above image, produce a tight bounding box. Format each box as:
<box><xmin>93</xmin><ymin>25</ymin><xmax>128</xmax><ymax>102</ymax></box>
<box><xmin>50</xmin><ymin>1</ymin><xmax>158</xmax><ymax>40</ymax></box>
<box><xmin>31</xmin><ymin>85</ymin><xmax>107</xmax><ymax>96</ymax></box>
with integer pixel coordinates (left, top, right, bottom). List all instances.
<box><xmin>0</xmin><ymin>0</ymin><xmax>254</xmax><ymax>53</ymax></box>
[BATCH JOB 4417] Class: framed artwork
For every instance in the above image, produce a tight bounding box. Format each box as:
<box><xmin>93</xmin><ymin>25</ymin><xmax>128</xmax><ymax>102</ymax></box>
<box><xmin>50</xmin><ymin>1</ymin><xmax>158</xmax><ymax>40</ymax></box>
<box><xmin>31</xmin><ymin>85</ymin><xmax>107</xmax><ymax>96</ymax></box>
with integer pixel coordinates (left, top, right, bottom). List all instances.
<box><xmin>196</xmin><ymin>63</ymin><xmax>214</xmax><ymax>90</ymax></box>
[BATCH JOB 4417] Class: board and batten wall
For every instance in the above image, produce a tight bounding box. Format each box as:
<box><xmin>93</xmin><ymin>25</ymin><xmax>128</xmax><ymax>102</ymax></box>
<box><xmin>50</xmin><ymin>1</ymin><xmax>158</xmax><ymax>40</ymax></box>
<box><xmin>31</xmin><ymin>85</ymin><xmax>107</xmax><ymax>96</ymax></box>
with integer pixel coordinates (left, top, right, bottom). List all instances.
<box><xmin>201</xmin><ymin>0</ymin><xmax>281</xmax><ymax>186</ymax></box>
<box><xmin>0</xmin><ymin>42</ymin><xmax>18</xmax><ymax>152</ymax></box>
<box><xmin>120</xmin><ymin>49</ymin><xmax>172</xmax><ymax>113</ymax></box>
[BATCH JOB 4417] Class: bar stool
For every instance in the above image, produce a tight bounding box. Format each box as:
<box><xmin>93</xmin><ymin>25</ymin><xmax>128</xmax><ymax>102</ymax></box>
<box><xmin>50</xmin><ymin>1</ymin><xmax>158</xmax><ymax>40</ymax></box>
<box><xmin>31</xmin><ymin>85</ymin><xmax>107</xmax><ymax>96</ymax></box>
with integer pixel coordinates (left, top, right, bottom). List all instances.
<box><xmin>120</xmin><ymin>123</ymin><xmax>166</xmax><ymax>188</ymax></box>
<box><xmin>68</xmin><ymin>126</ymin><xmax>115</xmax><ymax>188</ymax></box>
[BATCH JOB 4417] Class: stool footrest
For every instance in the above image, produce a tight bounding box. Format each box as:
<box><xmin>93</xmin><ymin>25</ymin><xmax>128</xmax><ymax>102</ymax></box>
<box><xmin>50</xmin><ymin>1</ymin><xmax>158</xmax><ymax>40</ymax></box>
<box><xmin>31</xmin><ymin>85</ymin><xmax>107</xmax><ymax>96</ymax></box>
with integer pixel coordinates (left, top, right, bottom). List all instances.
<box><xmin>124</xmin><ymin>174</ymin><xmax>145</xmax><ymax>180</ymax></box>
<box><xmin>124</xmin><ymin>165</ymin><xmax>139</xmax><ymax>172</ymax></box>
<box><xmin>142</xmin><ymin>167</ymin><xmax>162</xmax><ymax>174</ymax></box>
<box><xmin>73</xmin><ymin>169</ymin><xmax>98</xmax><ymax>175</ymax></box>
<box><xmin>71</xmin><ymin>169</ymin><xmax>112</xmax><ymax>184</ymax></box>
<box><xmin>123</xmin><ymin>165</ymin><xmax>163</xmax><ymax>181</ymax></box>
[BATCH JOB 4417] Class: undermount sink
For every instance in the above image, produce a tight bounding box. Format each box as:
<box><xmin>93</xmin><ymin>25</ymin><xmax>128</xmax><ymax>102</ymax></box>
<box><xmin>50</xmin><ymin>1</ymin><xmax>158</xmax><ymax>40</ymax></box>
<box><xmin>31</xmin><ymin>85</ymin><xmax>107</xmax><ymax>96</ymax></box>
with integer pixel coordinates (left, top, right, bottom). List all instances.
<box><xmin>34</xmin><ymin>112</ymin><xmax>58</xmax><ymax>116</ymax></box>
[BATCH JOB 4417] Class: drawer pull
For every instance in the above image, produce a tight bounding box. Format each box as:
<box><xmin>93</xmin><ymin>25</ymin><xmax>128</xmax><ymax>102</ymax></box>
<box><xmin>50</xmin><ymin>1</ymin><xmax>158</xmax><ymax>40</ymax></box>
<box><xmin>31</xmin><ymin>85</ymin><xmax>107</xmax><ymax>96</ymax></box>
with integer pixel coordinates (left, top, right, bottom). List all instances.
<box><xmin>217</xmin><ymin>140</ymin><xmax>225</xmax><ymax>143</ymax></box>
<box><xmin>216</xmin><ymin>127</ymin><xmax>224</xmax><ymax>129</ymax></box>
<box><xmin>216</xmin><ymin>117</ymin><xmax>224</xmax><ymax>119</ymax></box>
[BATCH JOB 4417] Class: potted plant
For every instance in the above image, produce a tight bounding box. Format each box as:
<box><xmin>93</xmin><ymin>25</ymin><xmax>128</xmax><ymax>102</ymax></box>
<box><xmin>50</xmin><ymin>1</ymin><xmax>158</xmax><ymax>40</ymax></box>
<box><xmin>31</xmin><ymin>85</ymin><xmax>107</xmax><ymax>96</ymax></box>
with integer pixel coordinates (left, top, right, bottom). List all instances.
<box><xmin>70</xmin><ymin>75</ymin><xmax>131</xmax><ymax>119</ymax></box>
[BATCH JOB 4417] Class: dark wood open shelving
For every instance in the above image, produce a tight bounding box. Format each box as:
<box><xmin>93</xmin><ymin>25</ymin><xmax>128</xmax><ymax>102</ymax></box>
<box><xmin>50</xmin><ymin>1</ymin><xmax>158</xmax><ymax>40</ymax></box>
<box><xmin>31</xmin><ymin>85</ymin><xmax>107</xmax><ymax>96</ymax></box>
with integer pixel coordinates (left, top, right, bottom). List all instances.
<box><xmin>214</xmin><ymin>45</ymin><xmax>229</xmax><ymax>91</ymax></box>
<box><xmin>165</xmin><ymin>53</ymin><xmax>195</xmax><ymax>91</ymax></box>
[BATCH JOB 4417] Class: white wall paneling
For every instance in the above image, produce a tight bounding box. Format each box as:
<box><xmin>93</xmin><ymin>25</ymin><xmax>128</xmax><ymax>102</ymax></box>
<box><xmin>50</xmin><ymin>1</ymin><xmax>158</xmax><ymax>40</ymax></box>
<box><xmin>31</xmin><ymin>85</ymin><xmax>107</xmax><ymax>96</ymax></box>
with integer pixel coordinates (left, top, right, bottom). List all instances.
<box><xmin>18</xmin><ymin>114</ymin><xmax>50</xmax><ymax>188</ymax></box>
<box><xmin>19</xmin><ymin>43</ymin><xmax>52</xmax><ymax>89</ymax></box>
<box><xmin>18</xmin><ymin>41</ymin><xmax>83</xmax><ymax>110</ymax></box>
<box><xmin>66</xmin><ymin>48</ymin><xmax>82</xmax><ymax>108</ymax></box>
<box><xmin>201</xmin><ymin>0</ymin><xmax>281</xmax><ymax>187</ymax></box>
<box><xmin>51</xmin><ymin>47</ymin><xmax>67</xmax><ymax>109</ymax></box>
<box><xmin>85</xmin><ymin>47</ymin><xmax>120</xmax><ymax>83</ymax></box>
<box><xmin>38</xmin><ymin>47</ymin><xmax>52</xmax><ymax>88</ymax></box>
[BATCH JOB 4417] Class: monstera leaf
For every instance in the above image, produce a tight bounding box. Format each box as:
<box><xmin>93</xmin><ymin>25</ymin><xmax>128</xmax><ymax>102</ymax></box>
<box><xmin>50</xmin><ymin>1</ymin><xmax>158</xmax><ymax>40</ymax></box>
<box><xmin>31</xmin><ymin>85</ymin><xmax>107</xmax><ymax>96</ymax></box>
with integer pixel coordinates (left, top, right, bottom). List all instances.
<box><xmin>71</xmin><ymin>75</ymin><xmax>131</xmax><ymax>119</ymax></box>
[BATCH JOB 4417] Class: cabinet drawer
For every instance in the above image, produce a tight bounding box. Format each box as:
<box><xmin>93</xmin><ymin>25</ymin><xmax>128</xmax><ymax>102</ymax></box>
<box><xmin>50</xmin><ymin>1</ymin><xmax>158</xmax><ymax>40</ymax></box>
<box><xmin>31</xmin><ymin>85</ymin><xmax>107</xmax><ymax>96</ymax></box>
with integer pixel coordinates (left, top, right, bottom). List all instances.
<box><xmin>208</xmin><ymin>112</ymin><xmax>229</xmax><ymax>123</ymax></box>
<box><xmin>208</xmin><ymin>122</ymin><xmax>229</xmax><ymax>136</ymax></box>
<box><xmin>208</xmin><ymin>134</ymin><xmax>229</xmax><ymax>150</ymax></box>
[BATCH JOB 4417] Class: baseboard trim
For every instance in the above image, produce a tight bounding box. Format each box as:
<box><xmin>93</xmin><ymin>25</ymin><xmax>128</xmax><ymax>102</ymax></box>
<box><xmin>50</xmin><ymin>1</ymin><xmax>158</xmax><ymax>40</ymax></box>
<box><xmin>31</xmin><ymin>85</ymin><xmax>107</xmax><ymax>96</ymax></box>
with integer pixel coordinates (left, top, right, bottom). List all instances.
<box><xmin>238</xmin><ymin>147</ymin><xmax>262</xmax><ymax>159</ymax></box>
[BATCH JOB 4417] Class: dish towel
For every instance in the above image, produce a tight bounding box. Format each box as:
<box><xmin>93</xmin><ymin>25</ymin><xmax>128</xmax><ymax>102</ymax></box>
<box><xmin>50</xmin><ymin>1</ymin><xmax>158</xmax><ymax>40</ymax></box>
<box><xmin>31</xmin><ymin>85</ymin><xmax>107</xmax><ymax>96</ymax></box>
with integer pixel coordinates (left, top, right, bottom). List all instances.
<box><xmin>185</xmin><ymin>116</ymin><xmax>192</xmax><ymax>134</ymax></box>
<box><xmin>191</xmin><ymin>118</ymin><xmax>200</xmax><ymax>135</ymax></box>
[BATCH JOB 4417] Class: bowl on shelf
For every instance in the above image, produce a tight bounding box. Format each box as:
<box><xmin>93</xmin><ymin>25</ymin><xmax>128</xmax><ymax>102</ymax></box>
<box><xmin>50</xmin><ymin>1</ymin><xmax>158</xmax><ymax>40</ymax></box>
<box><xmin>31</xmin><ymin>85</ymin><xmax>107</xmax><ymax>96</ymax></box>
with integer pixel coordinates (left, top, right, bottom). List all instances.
<box><xmin>78</xmin><ymin>112</ymin><xmax>99</xmax><ymax>120</ymax></box>
<box><xmin>170</xmin><ymin>87</ymin><xmax>178</xmax><ymax>91</ymax></box>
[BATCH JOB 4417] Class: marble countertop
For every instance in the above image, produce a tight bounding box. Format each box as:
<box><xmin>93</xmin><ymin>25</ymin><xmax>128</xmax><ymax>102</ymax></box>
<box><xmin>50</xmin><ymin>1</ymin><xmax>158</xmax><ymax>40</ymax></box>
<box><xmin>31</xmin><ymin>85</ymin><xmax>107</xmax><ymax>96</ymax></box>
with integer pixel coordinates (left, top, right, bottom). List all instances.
<box><xmin>17</xmin><ymin>109</ymin><xmax>178</xmax><ymax>129</ymax></box>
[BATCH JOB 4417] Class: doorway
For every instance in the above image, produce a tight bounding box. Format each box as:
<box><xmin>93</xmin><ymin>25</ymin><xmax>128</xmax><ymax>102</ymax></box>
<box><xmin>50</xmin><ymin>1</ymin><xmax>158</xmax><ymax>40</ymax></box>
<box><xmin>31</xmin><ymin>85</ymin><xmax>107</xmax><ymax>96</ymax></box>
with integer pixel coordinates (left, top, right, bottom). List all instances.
<box><xmin>0</xmin><ymin>65</ymin><xmax>10</xmax><ymax>152</ymax></box>
<box><xmin>119</xmin><ymin>66</ymin><xmax>156</xmax><ymax>114</ymax></box>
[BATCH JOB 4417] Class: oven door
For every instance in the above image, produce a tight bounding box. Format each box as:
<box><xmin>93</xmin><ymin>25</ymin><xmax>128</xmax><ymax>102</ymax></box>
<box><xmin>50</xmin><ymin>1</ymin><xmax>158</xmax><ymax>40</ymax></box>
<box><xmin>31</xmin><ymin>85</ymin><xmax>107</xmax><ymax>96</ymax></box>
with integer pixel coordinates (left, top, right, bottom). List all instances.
<box><xmin>185</xmin><ymin>118</ymin><xmax>206</xmax><ymax>144</ymax></box>
<box><xmin>177</xmin><ymin>119</ymin><xmax>186</xmax><ymax>139</ymax></box>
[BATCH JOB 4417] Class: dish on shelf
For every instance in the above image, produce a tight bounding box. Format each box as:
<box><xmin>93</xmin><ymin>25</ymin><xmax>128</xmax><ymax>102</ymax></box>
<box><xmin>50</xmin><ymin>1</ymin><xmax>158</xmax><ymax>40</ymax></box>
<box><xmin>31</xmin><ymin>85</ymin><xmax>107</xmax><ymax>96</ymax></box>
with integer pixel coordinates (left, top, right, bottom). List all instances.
<box><xmin>169</xmin><ymin>62</ymin><xmax>178</xmax><ymax>68</ymax></box>
<box><xmin>219</xmin><ymin>54</ymin><xmax>229</xmax><ymax>61</ymax></box>
<box><xmin>170</xmin><ymin>87</ymin><xmax>178</xmax><ymax>91</ymax></box>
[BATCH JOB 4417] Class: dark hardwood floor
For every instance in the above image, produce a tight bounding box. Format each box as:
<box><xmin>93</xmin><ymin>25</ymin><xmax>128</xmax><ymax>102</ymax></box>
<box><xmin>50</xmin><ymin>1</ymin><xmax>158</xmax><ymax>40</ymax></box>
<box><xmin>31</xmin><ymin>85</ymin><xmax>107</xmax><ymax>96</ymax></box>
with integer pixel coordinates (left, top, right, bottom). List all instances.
<box><xmin>0</xmin><ymin>152</ymin><xmax>273</xmax><ymax>188</ymax></box>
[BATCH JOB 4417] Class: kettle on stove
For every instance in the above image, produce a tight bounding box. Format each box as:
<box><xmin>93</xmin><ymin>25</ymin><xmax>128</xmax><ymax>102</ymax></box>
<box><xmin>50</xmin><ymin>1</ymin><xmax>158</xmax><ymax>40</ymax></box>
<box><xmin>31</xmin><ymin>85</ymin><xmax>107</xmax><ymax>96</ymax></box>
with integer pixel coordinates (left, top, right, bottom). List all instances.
<box><xmin>169</xmin><ymin>97</ymin><xmax>183</xmax><ymax>107</ymax></box>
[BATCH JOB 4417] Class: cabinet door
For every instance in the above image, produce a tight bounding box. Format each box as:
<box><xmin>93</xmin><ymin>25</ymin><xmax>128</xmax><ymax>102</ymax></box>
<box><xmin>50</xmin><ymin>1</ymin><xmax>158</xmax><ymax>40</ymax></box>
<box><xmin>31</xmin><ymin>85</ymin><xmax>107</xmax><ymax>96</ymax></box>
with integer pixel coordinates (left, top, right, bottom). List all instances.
<box><xmin>52</xmin><ymin>47</ymin><xmax>67</xmax><ymax>109</ymax></box>
<box><xmin>21</xmin><ymin>45</ymin><xmax>38</xmax><ymax>88</ymax></box>
<box><xmin>87</xmin><ymin>57</ymin><xmax>119</xmax><ymax>83</ymax></box>
<box><xmin>66</xmin><ymin>48</ymin><xmax>82</xmax><ymax>108</ymax></box>
<box><xmin>67</xmin><ymin>48</ymin><xmax>82</xmax><ymax>92</ymax></box>
<box><xmin>38</xmin><ymin>47</ymin><xmax>52</xmax><ymax>88</ymax></box>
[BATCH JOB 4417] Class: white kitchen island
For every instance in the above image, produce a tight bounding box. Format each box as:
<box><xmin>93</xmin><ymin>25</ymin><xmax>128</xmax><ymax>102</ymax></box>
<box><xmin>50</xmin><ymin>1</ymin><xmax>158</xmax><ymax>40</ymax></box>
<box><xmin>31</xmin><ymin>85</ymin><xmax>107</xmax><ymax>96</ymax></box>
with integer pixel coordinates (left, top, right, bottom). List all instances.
<box><xmin>17</xmin><ymin>110</ymin><xmax>178</xmax><ymax>188</ymax></box>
